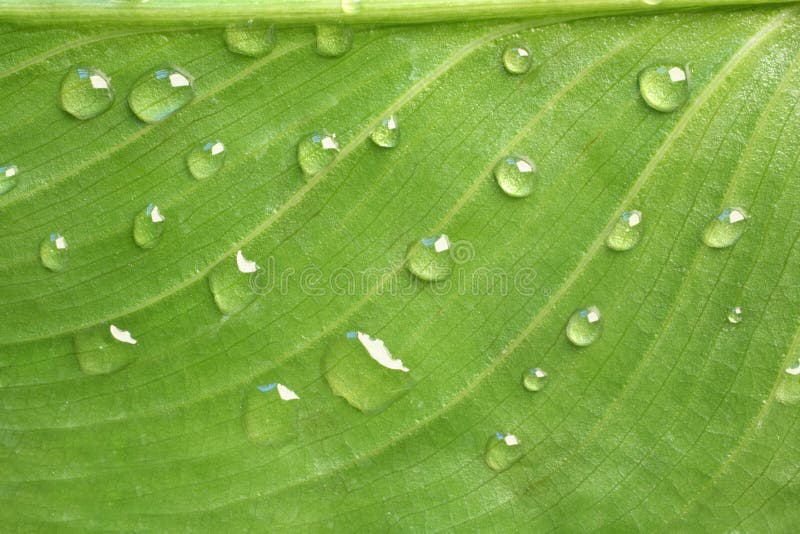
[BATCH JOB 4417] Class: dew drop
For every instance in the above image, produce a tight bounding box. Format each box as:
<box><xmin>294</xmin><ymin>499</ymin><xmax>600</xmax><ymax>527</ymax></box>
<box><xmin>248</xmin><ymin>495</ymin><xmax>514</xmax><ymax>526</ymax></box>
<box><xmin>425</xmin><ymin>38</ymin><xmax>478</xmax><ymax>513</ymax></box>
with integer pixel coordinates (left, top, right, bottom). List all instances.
<box><xmin>703</xmin><ymin>207</ymin><xmax>748</xmax><ymax>249</ymax></box>
<box><xmin>485</xmin><ymin>432</ymin><xmax>523</xmax><ymax>472</ymax></box>
<box><xmin>315</xmin><ymin>24</ymin><xmax>353</xmax><ymax>57</ymax></box>
<box><xmin>566</xmin><ymin>306</ymin><xmax>602</xmax><ymax>347</ymax></box>
<box><xmin>606</xmin><ymin>210</ymin><xmax>643</xmax><ymax>252</ymax></box>
<box><xmin>297</xmin><ymin>132</ymin><xmax>339</xmax><ymax>176</ymax></box>
<box><xmin>638</xmin><ymin>63</ymin><xmax>689</xmax><ymax>112</ymax></box>
<box><xmin>187</xmin><ymin>140</ymin><xmax>226</xmax><ymax>179</ymax></box>
<box><xmin>522</xmin><ymin>368</ymin><xmax>548</xmax><ymax>392</ymax></box>
<box><xmin>128</xmin><ymin>66</ymin><xmax>195</xmax><ymax>123</ymax></box>
<box><xmin>727</xmin><ymin>306</ymin><xmax>743</xmax><ymax>324</ymax></box>
<box><xmin>74</xmin><ymin>324</ymin><xmax>137</xmax><ymax>375</ymax></box>
<box><xmin>0</xmin><ymin>164</ymin><xmax>18</xmax><ymax>195</ymax></box>
<box><xmin>502</xmin><ymin>44</ymin><xmax>534</xmax><ymax>75</ymax></box>
<box><xmin>208</xmin><ymin>250</ymin><xmax>259</xmax><ymax>315</ymax></box>
<box><xmin>59</xmin><ymin>66</ymin><xmax>114</xmax><ymax>120</ymax></box>
<box><xmin>322</xmin><ymin>331</ymin><xmax>414</xmax><ymax>414</ymax></box>
<box><xmin>406</xmin><ymin>234</ymin><xmax>453</xmax><ymax>282</ymax></box>
<box><xmin>370</xmin><ymin>116</ymin><xmax>399</xmax><ymax>148</ymax></box>
<box><xmin>242</xmin><ymin>382</ymin><xmax>301</xmax><ymax>446</ymax></box>
<box><xmin>39</xmin><ymin>233</ymin><xmax>69</xmax><ymax>272</ymax></box>
<box><xmin>494</xmin><ymin>156</ymin><xmax>537</xmax><ymax>198</ymax></box>
<box><xmin>224</xmin><ymin>20</ymin><xmax>277</xmax><ymax>58</ymax></box>
<box><xmin>777</xmin><ymin>358</ymin><xmax>800</xmax><ymax>406</ymax></box>
<box><xmin>132</xmin><ymin>203</ymin><xmax>166</xmax><ymax>249</ymax></box>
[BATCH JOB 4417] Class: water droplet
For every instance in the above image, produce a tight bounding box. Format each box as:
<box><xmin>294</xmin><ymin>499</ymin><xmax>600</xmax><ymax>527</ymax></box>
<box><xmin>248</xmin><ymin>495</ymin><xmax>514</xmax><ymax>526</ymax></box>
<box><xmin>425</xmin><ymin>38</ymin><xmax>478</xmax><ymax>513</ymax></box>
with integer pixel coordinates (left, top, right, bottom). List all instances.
<box><xmin>132</xmin><ymin>203</ymin><xmax>165</xmax><ymax>249</ymax></box>
<box><xmin>208</xmin><ymin>250</ymin><xmax>259</xmax><ymax>315</ymax></box>
<box><xmin>606</xmin><ymin>210</ymin><xmax>643</xmax><ymax>252</ymax></box>
<box><xmin>638</xmin><ymin>63</ymin><xmax>689</xmax><ymax>112</ymax></box>
<box><xmin>73</xmin><ymin>324</ymin><xmax>137</xmax><ymax>375</ymax></box>
<box><xmin>703</xmin><ymin>207</ymin><xmax>748</xmax><ymax>249</ymax></box>
<box><xmin>494</xmin><ymin>156</ymin><xmax>537</xmax><ymax>198</ymax></box>
<box><xmin>727</xmin><ymin>306</ymin><xmax>743</xmax><ymax>324</ymax></box>
<box><xmin>297</xmin><ymin>132</ymin><xmax>339</xmax><ymax>176</ymax></box>
<box><xmin>187</xmin><ymin>140</ymin><xmax>226</xmax><ymax>179</ymax></box>
<box><xmin>341</xmin><ymin>0</ymin><xmax>361</xmax><ymax>14</ymax></box>
<box><xmin>323</xmin><ymin>331</ymin><xmax>414</xmax><ymax>414</ymax></box>
<box><xmin>502</xmin><ymin>44</ymin><xmax>534</xmax><ymax>75</ymax></box>
<box><xmin>59</xmin><ymin>66</ymin><xmax>114</xmax><ymax>120</ymax></box>
<box><xmin>39</xmin><ymin>233</ymin><xmax>69</xmax><ymax>272</ymax></box>
<box><xmin>370</xmin><ymin>116</ymin><xmax>399</xmax><ymax>148</ymax></box>
<box><xmin>315</xmin><ymin>24</ymin><xmax>353</xmax><ymax>57</ymax></box>
<box><xmin>786</xmin><ymin>359</ymin><xmax>800</xmax><ymax>376</ymax></box>
<box><xmin>566</xmin><ymin>306</ymin><xmax>602</xmax><ymax>347</ymax></box>
<box><xmin>406</xmin><ymin>234</ymin><xmax>453</xmax><ymax>282</ymax></box>
<box><xmin>224</xmin><ymin>20</ymin><xmax>277</xmax><ymax>58</ymax></box>
<box><xmin>0</xmin><ymin>164</ymin><xmax>18</xmax><ymax>195</ymax></box>
<box><xmin>128</xmin><ymin>66</ymin><xmax>195</xmax><ymax>123</ymax></box>
<box><xmin>777</xmin><ymin>358</ymin><xmax>800</xmax><ymax>406</ymax></box>
<box><xmin>522</xmin><ymin>368</ymin><xmax>548</xmax><ymax>392</ymax></box>
<box><xmin>484</xmin><ymin>432</ymin><xmax>523</xmax><ymax>472</ymax></box>
<box><xmin>242</xmin><ymin>382</ymin><xmax>301</xmax><ymax>446</ymax></box>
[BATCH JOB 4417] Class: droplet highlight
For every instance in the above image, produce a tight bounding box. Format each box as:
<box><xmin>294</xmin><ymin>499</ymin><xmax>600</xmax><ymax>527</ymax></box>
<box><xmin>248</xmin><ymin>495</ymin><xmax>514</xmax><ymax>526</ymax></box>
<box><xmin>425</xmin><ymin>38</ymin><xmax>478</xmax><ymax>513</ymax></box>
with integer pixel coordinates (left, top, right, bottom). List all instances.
<box><xmin>606</xmin><ymin>210</ymin><xmax>643</xmax><ymax>252</ymax></box>
<box><xmin>727</xmin><ymin>306</ymin><xmax>743</xmax><ymax>324</ymax></box>
<box><xmin>370</xmin><ymin>116</ymin><xmax>399</xmax><ymax>148</ymax></box>
<box><xmin>494</xmin><ymin>156</ymin><xmax>537</xmax><ymax>198</ymax></box>
<box><xmin>703</xmin><ymin>207</ymin><xmax>748</xmax><ymax>249</ymax></box>
<box><xmin>132</xmin><ymin>203</ymin><xmax>165</xmax><ymax>249</ymax></box>
<box><xmin>502</xmin><ymin>44</ymin><xmax>534</xmax><ymax>75</ymax></box>
<box><xmin>224</xmin><ymin>20</ymin><xmax>277</xmax><ymax>58</ymax></box>
<box><xmin>406</xmin><ymin>234</ymin><xmax>453</xmax><ymax>282</ymax></box>
<box><xmin>187</xmin><ymin>141</ymin><xmax>226</xmax><ymax>179</ymax></box>
<box><xmin>128</xmin><ymin>66</ymin><xmax>195</xmax><ymax>123</ymax></box>
<box><xmin>341</xmin><ymin>0</ymin><xmax>361</xmax><ymax>15</ymax></box>
<box><xmin>0</xmin><ymin>164</ymin><xmax>18</xmax><ymax>195</ymax></box>
<box><xmin>315</xmin><ymin>24</ymin><xmax>353</xmax><ymax>57</ymax></box>
<box><xmin>566</xmin><ymin>306</ymin><xmax>602</xmax><ymax>347</ymax></box>
<box><xmin>40</xmin><ymin>233</ymin><xmax>69</xmax><ymax>272</ymax></box>
<box><xmin>208</xmin><ymin>250</ymin><xmax>259</xmax><ymax>315</ymax></box>
<box><xmin>242</xmin><ymin>382</ymin><xmax>301</xmax><ymax>446</ymax></box>
<box><xmin>59</xmin><ymin>66</ymin><xmax>114</xmax><ymax>120</ymax></box>
<box><xmin>297</xmin><ymin>132</ymin><xmax>339</xmax><ymax>176</ymax></box>
<box><xmin>522</xmin><ymin>368</ymin><xmax>548</xmax><ymax>392</ymax></box>
<box><xmin>74</xmin><ymin>324</ymin><xmax>137</xmax><ymax>375</ymax></box>
<box><xmin>638</xmin><ymin>63</ymin><xmax>689</xmax><ymax>112</ymax></box>
<box><xmin>485</xmin><ymin>432</ymin><xmax>523</xmax><ymax>472</ymax></box>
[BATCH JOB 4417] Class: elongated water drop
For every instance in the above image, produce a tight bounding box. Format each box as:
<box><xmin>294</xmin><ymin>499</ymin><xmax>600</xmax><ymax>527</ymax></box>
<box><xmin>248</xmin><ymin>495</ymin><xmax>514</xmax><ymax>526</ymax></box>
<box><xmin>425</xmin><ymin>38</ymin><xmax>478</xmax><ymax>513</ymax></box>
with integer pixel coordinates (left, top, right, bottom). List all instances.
<box><xmin>485</xmin><ymin>432</ymin><xmax>523</xmax><ymax>472</ymax></box>
<box><xmin>566</xmin><ymin>306</ymin><xmax>602</xmax><ymax>347</ymax></box>
<box><xmin>606</xmin><ymin>210</ymin><xmax>643</xmax><ymax>251</ymax></box>
<box><xmin>522</xmin><ymin>368</ymin><xmax>548</xmax><ymax>392</ymax></box>
<box><xmin>638</xmin><ymin>63</ymin><xmax>689</xmax><ymax>112</ymax></box>
<box><xmin>406</xmin><ymin>234</ymin><xmax>453</xmax><ymax>282</ymax></box>
<box><xmin>40</xmin><ymin>233</ymin><xmax>69</xmax><ymax>272</ymax></box>
<box><xmin>128</xmin><ymin>66</ymin><xmax>194</xmax><ymax>123</ymax></box>
<box><xmin>187</xmin><ymin>141</ymin><xmax>225</xmax><ymax>179</ymax></box>
<box><xmin>323</xmin><ymin>331</ymin><xmax>414</xmax><ymax>414</ymax></box>
<box><xmin>727</xmin><ymin>306</ymin><xmax>743</xmax><ymax>324</ymax></box>
<box><xmin>242</xmin><ymin>382</ymin><xmax>301</xmax><ymax>446</ymax></box>
<box><xmin>60</xmin><ymin>66</ymin><xmax>114</xmax><ymax>120</ymax></box>
<box><xmin>370</xmin><ymin>116</ymin><xmax>399</xmax><ymax>148</ymax></box>
<box><xmin>703</xmin><ymin>207</ymin><xmax>748</xmax><ymax>248</ymax></box>
<box><xmin>0</xmin><ymin>164</ymin><xmax>18</xmax><ymax>195</ymax></box>
<box><xmin>224</xmin><ymin>20</ymin><xmax>277</xmax><ymax>57</ymax></box>
<box><xmin>208</xmin><ymin>250</ymin><xmax>259</xmax><ymax>315</ymax></box>
<box><xmin>494</xmin><ymin>156</ymin><xmax>537</xmax><ymax>198</ymax></box>
<box><xmin>502</xmin><ymin>44</ymin><xmax>534</xmax><ymax>75</ymax></box>
<box><xmin>74</xmin><ymin>324</ymin><xmax>137</xmax><ymax>375</ymax></box>
<box><xmin>315</xmin><ymin>24</ymin><xmax>353</xmax><ymax>57</ymax></box>
<box><xmin>297</xmin><ymin>132</ymin><xmax>339</xmax><ymax>176</ymax></box>
<box><xmin>132</xmin><ymin>203</ymin><xmax>165</xmax><ymax>249</ymax></box>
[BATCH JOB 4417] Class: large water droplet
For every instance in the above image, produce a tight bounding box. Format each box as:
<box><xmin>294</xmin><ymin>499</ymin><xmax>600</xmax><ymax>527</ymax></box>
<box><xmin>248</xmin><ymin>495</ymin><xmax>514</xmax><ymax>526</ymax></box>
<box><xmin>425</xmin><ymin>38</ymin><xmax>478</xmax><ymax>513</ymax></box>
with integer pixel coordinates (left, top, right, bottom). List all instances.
<box><xmin>323</xmin><ymin>331</ymin><xmax>414</xmax><ymax>414</ymax></box>
<box><xmin>297</xmin><ymin>132</ymin><xmax>339</xmax><ymax>176</ymax></box>
<box><xmin>132</xmin><ymin>203</ymin><xmax>165</xmax><ymax>249</ymax></box>
<box><xmin>406</xmin><ymin>234</ymin><xmax>453</xmax><ymax>282</ymax></box>
<box><xmin>187</xmin><ymin>140</ymin><xmax>226</xmax><ymax>179</ymax></box>
<box><xmin>224</xmin><ymin>20</ymin><xmax>277</xmax><ymax>58</ymax></box>
<box><xmin>208</xmin><ymin>250</ymin><xmax>259</xmax><ymax>315</ymax></box>
<box><xmin>522</xmin><ymin>368</ymin><xmax>548</xmax><ymax>392</ymax></box>
<box><xmin>0</xmin><ymin>164</ymin><xmax>18</xmax><ymax>195</ymax></box>
<box><xmin>315</xmin><ymin>24</ymin><xmax>353</xmax><ymax>57</ymax></box>
<box><xmin>566</xmin><ymin>306</ymin><xmax>602</xmax><ymax>347</ymax></box>
<box><xmin>638</xmin><ymin>63</ymin><xmax>689</xmax><ymax>112</ymax></box>
<box><xmin>703</xmin><ymin>207</ymin><xmax>748</xmax><ymax>249</ymax></box>
<box><xmin>727</xmin><ymin>306</ymin><xmax>743</xmax><ymax>324</ymax></box>
<box><xmin>59</xmin><ymin>66</ymin><xmax>114</xmax><ymax>120</ymax></box>
<box><xmin>128</xmin><ymin>66</ymin><xmax>195</xmax><ymax>123</ymax></box>
<box><xmin>606</xmin><ymin>210</ymin><xmax>643</xmax><ymax>252</ymax></box>
<box><xmin>74</xmin><ymin>324</ymin><xmax>137</xmax><ymax>375</ymax></box>
<box><xmin>370</xmin><ymin>116</ymin><xmax>399</xmax><ymax>148</ymax></box>
<box><xmin>40</xmin><ymin>233</ymin><xmax>69</xmax><ymax>272</ymax></box>
<box><xmin>502</xmin><ymin>44</ymin><xmax>534</xmax><ymax>75</ymax></box>
<box><xmin>494</xmin><ymin>156</ymin><xmax>537</xmax><ymax>198</ymax></box>
<box><xmin>485</xmin><ymin>432</ymin><xmax>523</xmax><ymax>472</ymax></box>
<box><xmin>242</xmin><ymin>382</ymin><xmax>301</xmax><ymax>446</ymax></box>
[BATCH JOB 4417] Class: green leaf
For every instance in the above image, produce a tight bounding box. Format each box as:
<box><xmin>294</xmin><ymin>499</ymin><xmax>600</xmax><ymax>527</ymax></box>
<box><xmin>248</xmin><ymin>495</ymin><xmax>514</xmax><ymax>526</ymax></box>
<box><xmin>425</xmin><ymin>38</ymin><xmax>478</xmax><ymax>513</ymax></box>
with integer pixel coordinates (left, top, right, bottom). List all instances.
<box><xmin>1</xmin><ymin>3</ymin><xmax>800</xmax><ymax>531</ymax></box>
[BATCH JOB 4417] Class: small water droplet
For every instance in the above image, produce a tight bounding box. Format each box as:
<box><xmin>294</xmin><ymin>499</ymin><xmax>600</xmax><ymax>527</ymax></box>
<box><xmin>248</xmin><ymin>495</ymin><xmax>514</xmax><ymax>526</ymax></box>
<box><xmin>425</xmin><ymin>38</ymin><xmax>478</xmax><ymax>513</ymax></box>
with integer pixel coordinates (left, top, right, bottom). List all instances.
<box><xmin>606</xmin><ymin>210</ymin><xmax>643</xmax><ymax>251</ymax></box>
<box><xmin>224</xmin><ymin>20</ymin><xmax>277</xmax><ymax>58</ymax></box>
<box><xmin>59</xmin><ymin>66</ymin><xmax>114</xmax><ymax>120</ymax></box>
<box><xmin>370</xmin><ymin>116</ymin><xmax>399</xmax><ymax>148</ymax></box>
<box><xmin>187</xmin><ymin>140</ymin><xmax>226</xmax><ymax>179</ymax></box>
<box><xmin>128</xmin><ymin>66</ymin><xmax>195</xmax><ymax>123</ymax></box>
<box><xmin>727</xmin><ymin>306</ymin><xmax>743</xmax><ymax>324</ymax></box>
<box><xmin>341</xmin><ymin>0</ymin><xmax>361</xmax><ymax>15</ymax></box>
<box><xmin>522</xmin><ymin>368</ymin><xmax>548</xmax><ymax>392</ymax></box>
<box><xmin>0</xmin><ymin>164</ymin><xmax>18</xmax><ymax>195</ymax></box>
<box><xmin>703</xmin><ymin>207</ymin><xmax>748</xmax><ymax>249</ymax></box>
<box><xmin>208</xmin><ymin>250</ymin><xmax>259</xmax><ymax>315</ymax></box>
<box><xmin>777</xmin><ymin>358</ymin><xmax>800</xmax><ymax>406</ymax></box>
<box><xmin>406</xmin><ymin>234</ymin><xmax>453</xmax><ymax>282</ymax></box>
<box><xmin>484</xmin><ymin>432</ymin><xmax>523</xmax><ymax>471</ymax></box>
<box><xmin>323</xmin><ymin>331</ymin><xmax>414</xmax><ymax>414</ymax></box>
<box><xmin>74</xmin><ymin>324</ymin><xmax>137</xmax><ymax>375</ymax></box>
<box><xmin>40</xmin><ymin>233</ymin><xmax>69</xmax><ymax>272</ymax></box>
<box><xmin>242</xmin><ymin>382</ymin><xmax>301</xmax><ymax>446</ymax></box>
<box><xmin>315</xmin><ymin>24</ymin><xmax>353</xmax><ymax>57</ymax></box>
<box><xmin>638</xmin><ymin>63</ymin><xmax>689</xmax><ymax>112</ymax></box>
<box><xmin>297</xmin><ymin>132</ymin><xmax>339</xmax><ymax>176</ymax></box>
<box><xmin>494</xmin><ymin>156</ymin><xmax>537</xmax><ymax>198</ymax></box>
<box><xmin>132</xmin><ymin>203</ymin><xmax>165</xmax><ymax>249</ymax></box>
<box><xmin>566</xmin><ymin>306</ymin><xmax>602</xmax><ymax>347</ymax></box>
<box><xmin>502</xmin><ymin>44</ymin><xmax>534</xmax><ymax>75</ymax></box>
